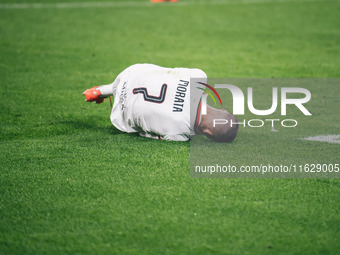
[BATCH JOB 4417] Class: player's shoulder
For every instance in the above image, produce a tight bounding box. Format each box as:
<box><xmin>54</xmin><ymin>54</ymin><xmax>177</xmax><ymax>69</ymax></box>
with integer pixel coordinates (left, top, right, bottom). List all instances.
<box><xmin>121</xmin><ymin>63</ymin><xmax>207</xmax><ymax>79</ymax></box>
<box><xmin>172</xmin><ymin>66</ymin><xmax>207</xmax><ymax>78</ymax></box>
<box><xmin>190</xmin><ymin>68</ymin><xmax>207</xmax><ymax>78</ymax></box>
<box><xmin>124</xmin><ymin>63</ymin><xmax>159</xmax><ymax>72</ymax></box>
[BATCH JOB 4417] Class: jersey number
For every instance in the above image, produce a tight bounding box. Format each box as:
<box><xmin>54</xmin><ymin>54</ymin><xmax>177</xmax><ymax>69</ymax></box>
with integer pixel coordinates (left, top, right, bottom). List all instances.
<box><xmin>133</xmin><ymin>84</ymin><xmax>167</xmax><ymax>104</ymax></box>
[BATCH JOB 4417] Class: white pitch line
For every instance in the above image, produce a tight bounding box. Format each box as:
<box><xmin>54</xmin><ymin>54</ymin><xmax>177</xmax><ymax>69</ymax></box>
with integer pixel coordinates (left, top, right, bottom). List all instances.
<box><xmin>0</xmin><ymin>0</ymin><xmax>327</xmax><ymax>10</ymax></box>
<box><xmin>300</xmin><ymin>134</ymin><xmax>340</xmax><ymax>144</ymax></box>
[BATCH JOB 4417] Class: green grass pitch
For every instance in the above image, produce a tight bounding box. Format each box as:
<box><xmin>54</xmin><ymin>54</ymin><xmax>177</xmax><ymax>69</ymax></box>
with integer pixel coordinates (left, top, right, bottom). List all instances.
<box><xmin>0</xmin><ymin>0</ymin><xmax>339</xmax><ymax>254</ymax></box>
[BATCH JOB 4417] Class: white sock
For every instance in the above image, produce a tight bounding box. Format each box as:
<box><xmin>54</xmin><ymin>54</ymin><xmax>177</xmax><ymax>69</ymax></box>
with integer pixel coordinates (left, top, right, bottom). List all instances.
<box><xmin>98</xmin><ymin>84</ymin><xmax>113</xmax><ymax>98</ymax></box>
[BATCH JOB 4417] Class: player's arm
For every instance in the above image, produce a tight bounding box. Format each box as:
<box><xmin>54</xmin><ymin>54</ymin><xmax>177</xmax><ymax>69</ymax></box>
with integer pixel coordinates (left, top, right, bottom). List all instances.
<box><xmin>163</xmin><ymin>134</ymin><xmax>190</xmax><ymax>141</ymax></box>
<box><xmin>82</xmin><ymin>84</ymin><xmax>114</xmax><ymax>103</ymax></box>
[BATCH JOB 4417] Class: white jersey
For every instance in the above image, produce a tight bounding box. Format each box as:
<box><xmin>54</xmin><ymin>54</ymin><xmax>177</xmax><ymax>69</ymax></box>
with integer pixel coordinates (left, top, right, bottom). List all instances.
<box><xmin>110</xmin><ymin>64</ymin><xmax>206</xmax><ymax>141</ymax></box>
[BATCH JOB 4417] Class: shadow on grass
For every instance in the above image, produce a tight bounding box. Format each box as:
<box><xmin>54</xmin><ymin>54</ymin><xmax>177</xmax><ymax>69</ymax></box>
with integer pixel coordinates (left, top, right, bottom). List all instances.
<box><xmin>60</xmin><ymin>119</ymin><xmax>143</xmax><ymax>140</ymax></box>
<box><xmin>57</xmin><ymin>119</ymin><xmax>121</xmax><ymax>135</ymax></box>
<box><xmin>1</xmin><ymin>116</ymin><xmax>130</xmax><ymax>141</ymax></box>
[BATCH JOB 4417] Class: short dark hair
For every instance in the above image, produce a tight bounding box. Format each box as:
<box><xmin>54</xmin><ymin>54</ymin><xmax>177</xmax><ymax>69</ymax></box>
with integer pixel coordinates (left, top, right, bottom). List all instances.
<box><xmin>210</xmin><ymin>113</ymin><xmax>239</xmax><ymax>143</ymax></box>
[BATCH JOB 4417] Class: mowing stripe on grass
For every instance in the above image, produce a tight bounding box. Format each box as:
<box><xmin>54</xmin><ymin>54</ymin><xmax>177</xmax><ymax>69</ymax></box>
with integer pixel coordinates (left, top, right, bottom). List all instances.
<box><xmin>300</xmin><ymin>134</ymin><xmax>340</xmax><ymax>144</ymax></box>
<box><xmin>0</xmin><ymin>0</ymin><xmax>329</xmax><ymax>10</ymax></box>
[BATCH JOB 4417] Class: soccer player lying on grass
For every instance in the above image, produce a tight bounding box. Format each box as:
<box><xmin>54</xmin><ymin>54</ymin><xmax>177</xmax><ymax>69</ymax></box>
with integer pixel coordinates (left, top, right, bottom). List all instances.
<box><xmin>83</xmin><ymin>64</ymin><xmax>238</xmax><ymax>142</ymax></box>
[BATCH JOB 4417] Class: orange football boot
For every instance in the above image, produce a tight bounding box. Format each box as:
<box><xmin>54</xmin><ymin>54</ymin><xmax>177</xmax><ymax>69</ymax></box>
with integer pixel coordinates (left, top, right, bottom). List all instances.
<box><xmin>82</xmin><ymin>86</ymin><xmax>104</xmax><ymax>104</ymax></box>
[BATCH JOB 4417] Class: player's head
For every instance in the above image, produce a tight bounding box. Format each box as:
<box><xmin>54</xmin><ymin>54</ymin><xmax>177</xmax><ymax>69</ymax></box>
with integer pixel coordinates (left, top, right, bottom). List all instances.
<box><xmin>197</xmin><ymin>105</ymin><xmax>239</xmax><ymax>143</ymax></box>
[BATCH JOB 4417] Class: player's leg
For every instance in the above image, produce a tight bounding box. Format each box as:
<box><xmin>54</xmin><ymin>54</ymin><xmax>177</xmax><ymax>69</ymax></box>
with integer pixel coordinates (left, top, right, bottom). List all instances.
<box><xmin>97</xmin><ymin>84</ymin><xmax>113</xmax><ymax>97</ymax></box>
<box><xmin>82</xmin><ymin>84</ymin><xmax>113</xmax><ymax>103</ymax></box>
